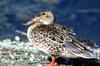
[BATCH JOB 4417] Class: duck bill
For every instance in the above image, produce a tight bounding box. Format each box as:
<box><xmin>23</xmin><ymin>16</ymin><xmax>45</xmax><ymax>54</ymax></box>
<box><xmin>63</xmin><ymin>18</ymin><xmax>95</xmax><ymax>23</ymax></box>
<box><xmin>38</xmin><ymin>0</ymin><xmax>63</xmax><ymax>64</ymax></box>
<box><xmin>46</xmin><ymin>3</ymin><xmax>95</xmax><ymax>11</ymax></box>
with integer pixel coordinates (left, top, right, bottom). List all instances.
<box><xmin>24</xmin><ymin>17</ymin><xmax>40</xmax><ymax>26</ymax></box>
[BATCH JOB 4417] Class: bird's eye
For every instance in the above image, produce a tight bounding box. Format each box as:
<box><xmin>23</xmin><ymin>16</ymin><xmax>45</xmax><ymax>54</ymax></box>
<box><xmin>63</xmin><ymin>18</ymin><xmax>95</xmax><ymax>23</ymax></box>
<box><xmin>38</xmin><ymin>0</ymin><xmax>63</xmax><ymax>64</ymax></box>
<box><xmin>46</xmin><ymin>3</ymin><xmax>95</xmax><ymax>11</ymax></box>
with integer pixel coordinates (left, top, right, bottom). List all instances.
<box><xmin>38</xmin><ymin>12</ymin><xmax>45</xmax><ymax>16</ymax></box>
<box><xmin>42</xmin><ymin>12</ymin><xmax>45</xmax><ymax>15</ymax></box>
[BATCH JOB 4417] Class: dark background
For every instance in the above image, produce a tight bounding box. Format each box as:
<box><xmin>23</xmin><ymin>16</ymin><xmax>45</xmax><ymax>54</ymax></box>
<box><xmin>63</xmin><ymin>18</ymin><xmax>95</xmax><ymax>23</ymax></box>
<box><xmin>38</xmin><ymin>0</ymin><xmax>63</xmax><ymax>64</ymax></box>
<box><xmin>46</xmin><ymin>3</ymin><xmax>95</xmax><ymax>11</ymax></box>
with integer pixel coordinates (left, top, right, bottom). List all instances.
<box><xmin>0</xmin><ymin>0</ymin><xmax>100</xmax><ymax>45</ymax></box>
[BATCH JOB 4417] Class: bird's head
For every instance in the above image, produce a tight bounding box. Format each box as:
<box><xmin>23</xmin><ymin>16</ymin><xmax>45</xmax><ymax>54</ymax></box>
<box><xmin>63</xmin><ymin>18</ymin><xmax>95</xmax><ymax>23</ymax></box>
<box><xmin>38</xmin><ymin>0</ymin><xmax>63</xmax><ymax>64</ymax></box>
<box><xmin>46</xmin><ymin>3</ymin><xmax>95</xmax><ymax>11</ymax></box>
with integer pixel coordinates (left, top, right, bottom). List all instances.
<box><xmin>24</xmin><ymin>11</ymin><xmax>54</xmax><ymax>26</ymax></box>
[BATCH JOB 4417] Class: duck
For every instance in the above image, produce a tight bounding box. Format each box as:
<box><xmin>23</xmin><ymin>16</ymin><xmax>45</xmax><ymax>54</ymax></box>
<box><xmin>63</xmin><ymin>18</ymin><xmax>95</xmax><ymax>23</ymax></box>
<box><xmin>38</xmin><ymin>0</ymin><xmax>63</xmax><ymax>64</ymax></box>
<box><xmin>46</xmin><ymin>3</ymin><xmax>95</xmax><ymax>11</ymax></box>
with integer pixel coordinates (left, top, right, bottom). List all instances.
<box><xmin>25</xmin><ymin>11</ymin><xmax>97</xmax><ymax>66</ymax></box>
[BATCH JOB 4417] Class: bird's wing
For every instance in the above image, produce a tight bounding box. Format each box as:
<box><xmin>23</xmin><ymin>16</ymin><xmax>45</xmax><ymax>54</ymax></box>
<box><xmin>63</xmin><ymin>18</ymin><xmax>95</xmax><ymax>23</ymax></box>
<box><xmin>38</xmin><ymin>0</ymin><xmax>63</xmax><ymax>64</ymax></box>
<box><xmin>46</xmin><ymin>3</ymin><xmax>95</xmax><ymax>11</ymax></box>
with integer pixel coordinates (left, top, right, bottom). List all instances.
<box><xmin>53</xmin><ymin>24</ymin><xmax>94</xmax><ymax>58</ymax></box>
<box><xmin>35</xmin><ymin>24</ymin><xmax>94</xmax><ymax>58</ymax></box>
<box><xmin>77</xmin><ymin>38</ymin><xmax>98</xmax><ymax>48</ymax></box>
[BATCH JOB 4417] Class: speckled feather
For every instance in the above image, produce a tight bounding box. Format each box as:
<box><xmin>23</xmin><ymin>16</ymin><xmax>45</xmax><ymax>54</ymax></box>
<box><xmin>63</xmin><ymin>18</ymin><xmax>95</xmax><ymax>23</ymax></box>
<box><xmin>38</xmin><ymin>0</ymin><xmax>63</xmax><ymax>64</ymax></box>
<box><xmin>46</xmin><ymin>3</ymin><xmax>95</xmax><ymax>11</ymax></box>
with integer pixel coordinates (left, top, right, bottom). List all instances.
<box><xmin>27</xmin><ymin>23</ymin><xmax>95</xmax><ymax>58</ymax></box>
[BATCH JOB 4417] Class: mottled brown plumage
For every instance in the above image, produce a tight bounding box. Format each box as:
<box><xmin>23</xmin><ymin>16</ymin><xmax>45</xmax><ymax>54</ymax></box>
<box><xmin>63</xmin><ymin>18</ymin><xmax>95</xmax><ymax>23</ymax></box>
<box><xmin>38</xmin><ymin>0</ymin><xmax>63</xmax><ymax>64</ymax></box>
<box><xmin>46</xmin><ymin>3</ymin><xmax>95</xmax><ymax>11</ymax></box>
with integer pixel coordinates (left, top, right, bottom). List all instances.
<box><xmin>26</xmin><ymin>11</ymin><xmax>97</xmax><ymax>66</ymax></box>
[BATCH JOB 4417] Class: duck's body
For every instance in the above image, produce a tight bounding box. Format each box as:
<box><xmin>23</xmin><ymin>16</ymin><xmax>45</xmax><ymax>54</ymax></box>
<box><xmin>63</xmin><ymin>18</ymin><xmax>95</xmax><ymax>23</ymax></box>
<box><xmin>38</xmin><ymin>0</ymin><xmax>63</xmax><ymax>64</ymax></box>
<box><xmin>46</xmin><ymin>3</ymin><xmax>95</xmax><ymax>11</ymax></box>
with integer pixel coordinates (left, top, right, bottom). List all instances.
<box><xmin>26</xmin><ymin>11</ymin><xmax>97</xmax><ymax>66</ymax></box>
<box><xmin>27</xmin><ymin>23</ymin><xmax>95</xmax><ymax>58</ymax></box>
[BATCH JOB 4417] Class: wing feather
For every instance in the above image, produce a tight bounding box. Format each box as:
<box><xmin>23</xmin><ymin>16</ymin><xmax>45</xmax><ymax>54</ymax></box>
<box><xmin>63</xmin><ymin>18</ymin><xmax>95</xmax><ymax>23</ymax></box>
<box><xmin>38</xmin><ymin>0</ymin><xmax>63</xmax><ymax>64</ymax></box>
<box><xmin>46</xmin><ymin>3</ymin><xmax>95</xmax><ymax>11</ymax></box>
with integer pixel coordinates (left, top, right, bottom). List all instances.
<box><xmin>35</xmin><ymin>24</ymin><xmax>94</xmax><ymax>58</ymax></box>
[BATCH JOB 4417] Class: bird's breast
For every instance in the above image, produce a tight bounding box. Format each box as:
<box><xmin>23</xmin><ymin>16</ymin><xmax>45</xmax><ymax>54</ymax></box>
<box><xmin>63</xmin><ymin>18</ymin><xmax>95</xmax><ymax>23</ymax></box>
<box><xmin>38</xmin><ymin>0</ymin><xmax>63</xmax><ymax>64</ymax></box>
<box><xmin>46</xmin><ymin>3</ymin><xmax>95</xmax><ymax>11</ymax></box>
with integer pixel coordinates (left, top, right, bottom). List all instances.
<box><xmin>27</xmin><ymin>25</ymin><xmax>63</xmax><ymax>56</ymax></box>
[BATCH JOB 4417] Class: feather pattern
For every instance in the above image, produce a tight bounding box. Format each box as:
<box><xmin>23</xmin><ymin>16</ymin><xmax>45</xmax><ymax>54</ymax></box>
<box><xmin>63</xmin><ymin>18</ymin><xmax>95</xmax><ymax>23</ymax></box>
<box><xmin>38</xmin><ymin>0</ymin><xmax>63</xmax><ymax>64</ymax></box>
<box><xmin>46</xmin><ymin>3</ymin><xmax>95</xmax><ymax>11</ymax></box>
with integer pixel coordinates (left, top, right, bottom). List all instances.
<box><xmin>27</xmin><ymin>23</ymin><xmax>95</xmax><ymax>58</ymax></box>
